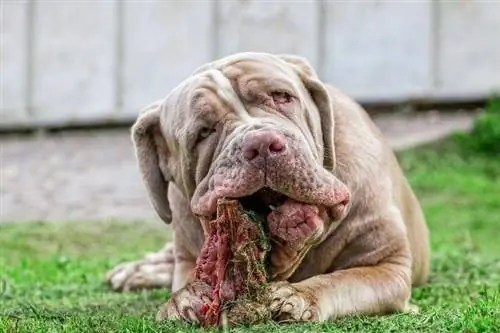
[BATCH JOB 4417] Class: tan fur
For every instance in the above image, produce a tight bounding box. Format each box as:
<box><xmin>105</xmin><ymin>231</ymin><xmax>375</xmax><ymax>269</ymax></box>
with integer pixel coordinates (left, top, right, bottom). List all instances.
<box><xmin>107</xmin><ymin>52</ymin><xmax>430</xmax><ymax>323</ymax></box>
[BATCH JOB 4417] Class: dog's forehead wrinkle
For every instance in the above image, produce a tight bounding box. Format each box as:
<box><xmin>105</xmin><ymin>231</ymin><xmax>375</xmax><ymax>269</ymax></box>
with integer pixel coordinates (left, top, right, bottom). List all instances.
<box><xmin>195</xmin><ymin>54</ymin><xmax>296</xmax><ymax>90</ymax></box>
<box><xmin>203</xmin><ymin>69</ymin><xmax>252</xmax><ymax>121</ymax></box>
<box><xmin>166</xmin><ymin>73</ymin><xmax>205</xmax><ymax>107</ymax></box>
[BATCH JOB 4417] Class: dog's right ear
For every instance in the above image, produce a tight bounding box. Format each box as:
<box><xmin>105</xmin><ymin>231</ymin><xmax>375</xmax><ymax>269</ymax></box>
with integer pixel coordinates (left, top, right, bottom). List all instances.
<box><xmin>131</xmin><ymin>100</ymin><xmax>172</xmax><ymax>224</ymax></box>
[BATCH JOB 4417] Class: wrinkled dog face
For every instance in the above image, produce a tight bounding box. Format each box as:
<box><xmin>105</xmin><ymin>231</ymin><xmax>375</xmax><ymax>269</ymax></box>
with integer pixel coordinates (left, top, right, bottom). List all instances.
<box><xmin>134</xmin><ymin>53</ymin><xmax>351</xmax><ymax>279</ymax></box>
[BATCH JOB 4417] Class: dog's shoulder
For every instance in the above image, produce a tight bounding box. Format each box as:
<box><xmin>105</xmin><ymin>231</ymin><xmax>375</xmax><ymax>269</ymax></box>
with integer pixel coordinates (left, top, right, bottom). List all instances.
<box><xmin>324</xmin><ymin>84</ymin><xmax>391</xmax><ymax>189</ymax></box>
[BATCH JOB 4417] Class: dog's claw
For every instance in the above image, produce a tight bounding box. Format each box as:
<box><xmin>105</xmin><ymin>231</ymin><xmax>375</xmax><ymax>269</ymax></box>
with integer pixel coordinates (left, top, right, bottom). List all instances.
<box><xmin>156</xmin><ymin>281</ymin><xmax>212</xmax><ymax>325</ymax></box>
<box><xmin>268</xmin><ymin>281</ymin><xmax>321</xmax><ymax>322</ymax></box>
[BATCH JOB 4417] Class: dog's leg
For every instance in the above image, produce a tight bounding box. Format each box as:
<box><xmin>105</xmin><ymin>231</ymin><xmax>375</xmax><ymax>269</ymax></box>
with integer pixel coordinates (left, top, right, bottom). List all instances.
<box><xmin>268</xmin><ymin>210</ymin><xmax>416</xmax><ymax>322</ymax></box>
<box><xmin>268</xmin><ymin>259</ymin><xmax>414</xmax><ymax>322</ymax></box>
<box><xmin>155</xmin><ymin>244</ymin><xmax>204</xmax><ymax>323</ymax></box>
<box><xmin>106</xmin><ymin>242</ymin><xmax>175</xmax><ymax>292</ymax></box>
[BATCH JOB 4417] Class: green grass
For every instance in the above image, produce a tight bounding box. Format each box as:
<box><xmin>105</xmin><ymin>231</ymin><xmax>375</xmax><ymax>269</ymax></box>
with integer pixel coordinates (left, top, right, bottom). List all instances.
<box><xmin>1</xmin><ymin>138</ymin><xmax>500</xmax><ymax>332</ymax></box>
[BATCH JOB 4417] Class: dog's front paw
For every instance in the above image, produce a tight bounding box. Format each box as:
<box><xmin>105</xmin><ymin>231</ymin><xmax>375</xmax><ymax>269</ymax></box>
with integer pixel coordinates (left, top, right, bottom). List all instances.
<box><xmin>106</xmin><ymin>243</ymin><xmax>175</xmax><ymax>292</ymax></box>
<box><xmin>268</xmin><ymin>281</ymin><xmax>321</xmax><ymax>322</ymax></box>
<box><xmin>156</xmin><ymin>280</ymin><xmax>212</xmax><ymax>324</ymax></box>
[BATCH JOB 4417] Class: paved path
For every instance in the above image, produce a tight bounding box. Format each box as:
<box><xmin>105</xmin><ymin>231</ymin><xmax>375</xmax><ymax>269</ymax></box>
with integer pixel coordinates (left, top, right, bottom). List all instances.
<box><xmin>0</xmin><ymin>111</ymin><xmax>475</xmax><ymax>223</ymax></box>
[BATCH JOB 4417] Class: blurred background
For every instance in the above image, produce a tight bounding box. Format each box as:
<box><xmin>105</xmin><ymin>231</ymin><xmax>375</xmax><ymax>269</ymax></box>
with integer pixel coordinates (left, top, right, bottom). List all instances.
<box><xmin>1</xmin><ymin>0</ymin><xmax>499</xmax><ymax>223</ymax></box>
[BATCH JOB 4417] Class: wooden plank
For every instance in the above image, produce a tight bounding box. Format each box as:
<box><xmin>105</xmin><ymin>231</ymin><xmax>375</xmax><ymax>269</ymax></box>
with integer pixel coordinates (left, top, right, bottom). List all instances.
<box><xmin>324</xmin><ymin>1</ymin><xmax>432</xmax><ymax>102</ymax></box>
<box><xmin>31</xmin><ymin>1</ymin><xmax>116</xmax><ymax>123</ymax></box>
<box><xmin>217</xmin><ymin>0</ymin><xmax>319</xmax><ymax>68</ymax></box>
<box><xmin>122</xmin><ymin>1</ymin><xmax>213</xmax><ymax>115</ymax></box>
<box><xmin>1</xmin><ymin>0</ymin><xmax>29</xmax><ymax>122</ymax></box>
<box><xmin>437</xmin><ymin>1</ymin><xmax>500</xmax><ymax>98</ymax></box>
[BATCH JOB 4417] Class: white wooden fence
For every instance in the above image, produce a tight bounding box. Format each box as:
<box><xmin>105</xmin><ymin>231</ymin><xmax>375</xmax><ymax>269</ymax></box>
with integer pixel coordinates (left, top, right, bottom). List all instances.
<box><xmin>1</xmin><ymin>1</ymin><xmax>500</xmax><ymax>128</ymax></box>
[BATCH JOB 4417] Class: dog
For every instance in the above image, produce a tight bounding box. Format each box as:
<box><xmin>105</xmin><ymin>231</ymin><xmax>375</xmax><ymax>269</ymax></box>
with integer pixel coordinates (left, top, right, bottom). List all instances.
<box><xmin>106</xmin><ymin>52</ymin><xmax>430</xmax><ymax>323</ymax></box>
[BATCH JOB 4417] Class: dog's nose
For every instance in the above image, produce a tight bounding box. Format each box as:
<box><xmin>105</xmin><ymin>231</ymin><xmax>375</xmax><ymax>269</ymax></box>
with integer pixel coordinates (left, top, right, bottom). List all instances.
<box><xmin>242</xmin><ymin>130</ymin><xmax>286</xmax><ymax>161</ymax></box>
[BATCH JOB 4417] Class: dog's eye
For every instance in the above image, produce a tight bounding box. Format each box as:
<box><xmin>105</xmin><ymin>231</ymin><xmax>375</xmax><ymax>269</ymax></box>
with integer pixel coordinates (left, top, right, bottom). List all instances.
<box><xmin>271</xmin><ymin>91</ymin><xmax>294</xmax><ymax>105</ymax></box>
<box><xmin>196</xmin><ymin>127</ymin><xmax>215</xmax><ymax>144</ymax></box>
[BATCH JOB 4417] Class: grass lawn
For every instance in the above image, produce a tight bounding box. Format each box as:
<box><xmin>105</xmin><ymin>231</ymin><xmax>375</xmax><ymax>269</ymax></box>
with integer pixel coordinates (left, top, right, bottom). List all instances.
<box><xmin>1</xmin><ymin>138</ymin><xmax>499</xmax><ymax>332</ymax></box>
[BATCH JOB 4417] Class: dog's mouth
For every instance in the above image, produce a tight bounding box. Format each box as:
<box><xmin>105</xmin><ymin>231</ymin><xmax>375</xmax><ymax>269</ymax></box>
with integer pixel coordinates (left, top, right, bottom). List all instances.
<box><xmin>238</xmin><ymin>187</ymin><xmax>288</xmax><ymax>220</ymax></box>
<box><xmin>231</xmin><ymin>186</ymin><xmax>328</xmax><ymax>247</ymax></box>
<box><xmin>197</xmin><ymin>183</ymin><xmax>342</xmax><ymax>280</ymax></box>
<box><xmin>236</xmin><ymin>187</ymin><xmax>330</xmax><ymax>280</ymax></box>
<box><xmin>206</xmin><ymin>187</ymin><xmax>287</xmax><ymax>222</ymax></box>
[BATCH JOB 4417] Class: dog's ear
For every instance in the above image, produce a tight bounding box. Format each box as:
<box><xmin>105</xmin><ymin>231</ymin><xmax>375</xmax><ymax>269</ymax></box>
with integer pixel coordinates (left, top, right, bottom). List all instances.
<box><xmin>131</xmin><ymin>100</ymin><xmax>172</xmax><ymax>224</ymax></box>
<box><xmin>278</xmin><ymin>54</ymin><xmax>335</xmax><ymax>171</ymax></box>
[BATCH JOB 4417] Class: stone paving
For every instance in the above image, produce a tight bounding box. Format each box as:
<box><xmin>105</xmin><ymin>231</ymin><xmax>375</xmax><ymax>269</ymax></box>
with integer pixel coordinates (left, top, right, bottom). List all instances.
<box><xmin>0</xmin><ymin>111</ymin><xmax>475</xmax><ymax>223</ymax></box>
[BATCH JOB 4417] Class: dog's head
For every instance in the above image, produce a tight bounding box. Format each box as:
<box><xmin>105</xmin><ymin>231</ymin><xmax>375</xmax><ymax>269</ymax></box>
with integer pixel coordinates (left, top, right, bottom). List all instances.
<box><xmin>133</xmin><ymin>52</ymin><xmax>351</xmax><ymax>279</ymax></box>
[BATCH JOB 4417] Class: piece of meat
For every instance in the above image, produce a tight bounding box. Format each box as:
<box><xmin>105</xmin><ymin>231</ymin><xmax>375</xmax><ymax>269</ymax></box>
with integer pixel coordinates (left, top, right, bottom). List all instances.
<box><xmin>194</xmin><ymin>199</ymin><xmax>271</xmax><ymax>326</ymax></box>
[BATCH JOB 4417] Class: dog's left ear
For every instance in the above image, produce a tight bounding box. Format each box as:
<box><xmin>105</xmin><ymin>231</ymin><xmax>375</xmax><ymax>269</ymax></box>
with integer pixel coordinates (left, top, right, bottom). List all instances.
<box><xmin>131</xmin><ymin>100</ymin><xmax>173</xmax><ymax>224</ymax></box>
<box><xmin>278</xmin><ymin>54</ymin><xmax>335</xmax><ymax>171</ymax></box>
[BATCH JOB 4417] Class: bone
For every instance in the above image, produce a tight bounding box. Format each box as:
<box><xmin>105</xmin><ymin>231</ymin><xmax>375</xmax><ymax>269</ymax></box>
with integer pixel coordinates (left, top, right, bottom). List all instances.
<box><xmin>193</xmin><ymin>199</ymin><xmax>271</xmax><ymax>326</ymax></box>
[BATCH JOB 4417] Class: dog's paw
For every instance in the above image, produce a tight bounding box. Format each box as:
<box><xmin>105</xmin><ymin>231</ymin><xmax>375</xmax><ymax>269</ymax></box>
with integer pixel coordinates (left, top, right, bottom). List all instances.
<box><xmin>106</xmin><ymin>243</ymin><xmax>175</xmax><ymax>292</ymax></box>
<box><xmin>268</xmin><ymin>281</ymin><xmax>321</xmax><ymax>322</ymax></box>
<box><xmin>156</xmin><ymin>280</ymin><xmax>212</xmax><ymax>324</ymax></box>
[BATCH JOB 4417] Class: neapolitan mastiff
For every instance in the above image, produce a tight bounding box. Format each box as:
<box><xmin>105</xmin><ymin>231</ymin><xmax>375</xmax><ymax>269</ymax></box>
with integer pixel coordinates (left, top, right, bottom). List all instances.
<box><xmin>106</xmin><ymin>52</ymin><xmax>430</xmax><ymax>323</ymax></box>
